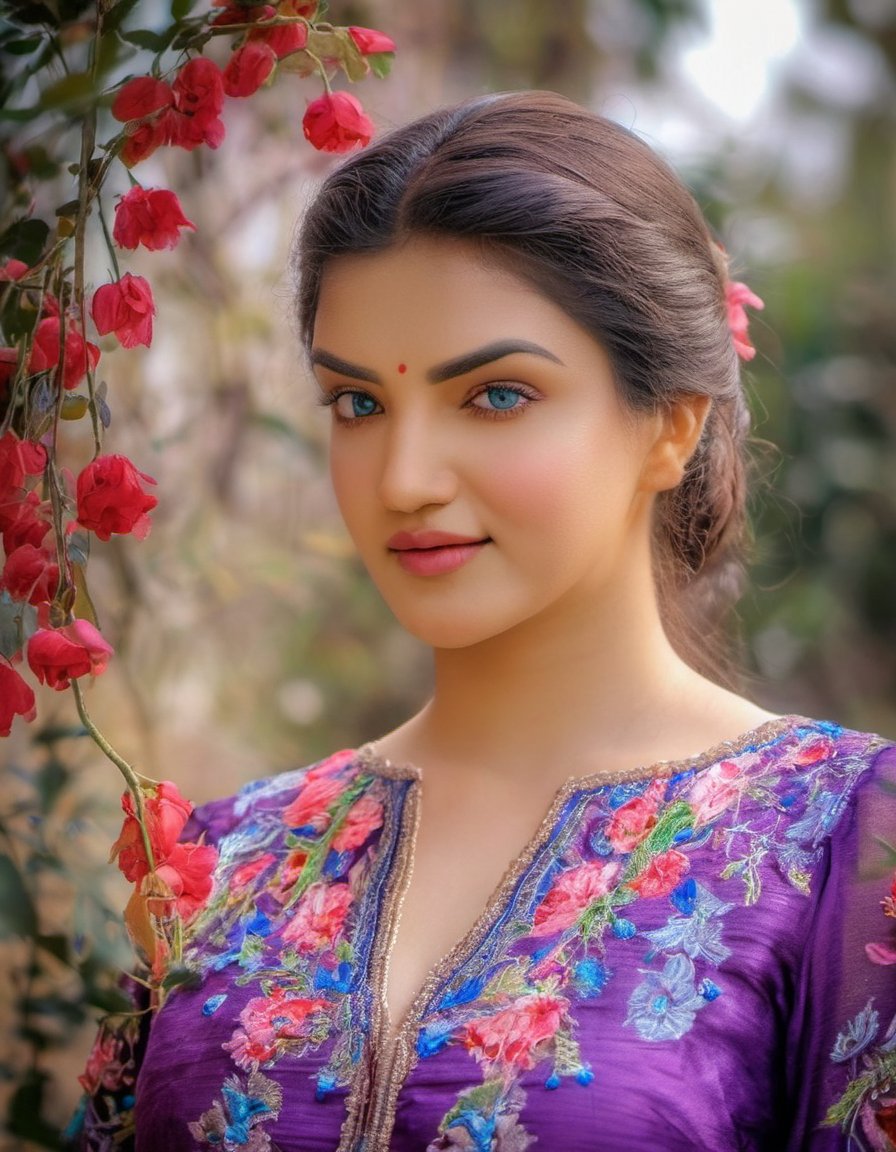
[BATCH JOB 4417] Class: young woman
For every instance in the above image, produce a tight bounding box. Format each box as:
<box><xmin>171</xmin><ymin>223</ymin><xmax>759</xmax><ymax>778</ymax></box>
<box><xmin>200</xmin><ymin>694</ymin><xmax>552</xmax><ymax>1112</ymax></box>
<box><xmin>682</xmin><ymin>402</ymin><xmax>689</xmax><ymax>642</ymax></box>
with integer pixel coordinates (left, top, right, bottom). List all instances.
<box><xmin>75</xmin><ymin>91</ymin><xmax>896</xmax><ymax>1152</ymax></box>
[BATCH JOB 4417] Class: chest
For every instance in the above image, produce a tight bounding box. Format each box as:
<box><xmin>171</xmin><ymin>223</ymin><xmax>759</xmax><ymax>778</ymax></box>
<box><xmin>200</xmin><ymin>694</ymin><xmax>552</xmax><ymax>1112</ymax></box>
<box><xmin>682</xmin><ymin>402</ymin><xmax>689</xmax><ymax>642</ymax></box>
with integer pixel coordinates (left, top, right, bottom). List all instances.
<box><xmin>137</xmin><ymin>743</ymin><xmax>858</xmax><ymax>1151</ymax></box>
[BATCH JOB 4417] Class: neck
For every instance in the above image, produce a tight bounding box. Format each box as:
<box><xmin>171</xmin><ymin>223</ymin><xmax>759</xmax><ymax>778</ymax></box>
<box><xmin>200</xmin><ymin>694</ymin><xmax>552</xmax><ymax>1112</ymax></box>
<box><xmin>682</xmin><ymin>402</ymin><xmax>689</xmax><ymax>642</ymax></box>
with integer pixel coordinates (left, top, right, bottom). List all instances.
<box><xmin>403</xmin><ymin>561</ymin><xmax>711</xmax><ymax>785</ymax></box>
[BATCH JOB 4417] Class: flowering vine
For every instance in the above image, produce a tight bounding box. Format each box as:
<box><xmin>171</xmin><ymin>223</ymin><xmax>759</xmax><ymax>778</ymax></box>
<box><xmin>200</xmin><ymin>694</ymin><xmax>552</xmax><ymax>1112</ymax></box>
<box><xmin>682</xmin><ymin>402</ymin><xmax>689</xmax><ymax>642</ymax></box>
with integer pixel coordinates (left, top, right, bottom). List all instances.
<box><xmin>0</xmin><ymin>0</ymin><xmax>394</xmax><ymax>1002</ymax></box>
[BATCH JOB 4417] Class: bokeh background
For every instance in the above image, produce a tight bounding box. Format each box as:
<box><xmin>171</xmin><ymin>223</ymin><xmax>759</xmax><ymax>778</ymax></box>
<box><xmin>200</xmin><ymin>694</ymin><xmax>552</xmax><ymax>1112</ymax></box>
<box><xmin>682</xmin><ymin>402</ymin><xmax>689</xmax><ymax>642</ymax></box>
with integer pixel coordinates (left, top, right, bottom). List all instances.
<box><xmin>2</xmin><ymin>0</ymin><xmax>896</xmax><ymax>1145</ymax></box>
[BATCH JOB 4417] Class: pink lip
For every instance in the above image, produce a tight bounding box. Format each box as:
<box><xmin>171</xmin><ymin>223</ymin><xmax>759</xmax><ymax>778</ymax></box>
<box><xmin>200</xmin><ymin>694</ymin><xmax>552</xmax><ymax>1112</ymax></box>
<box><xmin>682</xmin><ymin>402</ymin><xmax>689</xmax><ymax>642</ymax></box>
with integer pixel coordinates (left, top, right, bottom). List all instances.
<box><xmin>387</xmin><ymin>530</ymin><xmax>486</xmax><ymax>550</ymax></box>
<box><xmin>387</xmin><ymin>530</ymin><xmax>490</xmax><ymax>576</ymax></box>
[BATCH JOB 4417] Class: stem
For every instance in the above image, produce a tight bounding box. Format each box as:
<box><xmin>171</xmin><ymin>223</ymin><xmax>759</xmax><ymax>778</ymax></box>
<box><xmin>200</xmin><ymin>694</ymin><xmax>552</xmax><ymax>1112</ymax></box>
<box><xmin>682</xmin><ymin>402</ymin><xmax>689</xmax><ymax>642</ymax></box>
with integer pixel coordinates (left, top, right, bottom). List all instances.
<box><xmin>74</xmin><ymin>3</ymin><xmax>102</xmax><ymax>453</ymax></box>
<box><xmin>70</xmin><ymin>679</ymin><xmax>157</xmax><ymax>873</ymax></box>
<box><xmin>97</xmin><ymin>196</ymin><xmax>121</xmax><ymax>280</ymax></box>
<box><xmin>204</xmin><ymin>14</ymin><xmax>311</xmax><ymax>35</ymax></box>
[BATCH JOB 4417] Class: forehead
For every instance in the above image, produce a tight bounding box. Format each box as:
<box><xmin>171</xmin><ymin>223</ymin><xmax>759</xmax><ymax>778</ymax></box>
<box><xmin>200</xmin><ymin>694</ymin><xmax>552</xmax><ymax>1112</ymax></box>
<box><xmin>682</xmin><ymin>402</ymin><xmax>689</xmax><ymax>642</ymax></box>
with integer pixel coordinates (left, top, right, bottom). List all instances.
<box><xmin>312</xmin><ymin>236</ymin><xmax>592</xmax><ymax>363</ymax></box>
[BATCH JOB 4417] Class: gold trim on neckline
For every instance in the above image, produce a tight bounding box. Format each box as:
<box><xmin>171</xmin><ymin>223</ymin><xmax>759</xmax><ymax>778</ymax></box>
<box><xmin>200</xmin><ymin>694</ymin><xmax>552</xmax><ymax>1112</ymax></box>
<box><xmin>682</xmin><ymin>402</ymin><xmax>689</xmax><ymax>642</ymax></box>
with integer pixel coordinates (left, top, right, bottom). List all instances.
<box><xmin>356</xmin><ymin>713</ymin><xmax>810</xmax><ymax>791</ymax></box>
<box><xmin>343</xmin><ymin>713</ymin><xmax>814</xmax><ymax>1151</ymax></box>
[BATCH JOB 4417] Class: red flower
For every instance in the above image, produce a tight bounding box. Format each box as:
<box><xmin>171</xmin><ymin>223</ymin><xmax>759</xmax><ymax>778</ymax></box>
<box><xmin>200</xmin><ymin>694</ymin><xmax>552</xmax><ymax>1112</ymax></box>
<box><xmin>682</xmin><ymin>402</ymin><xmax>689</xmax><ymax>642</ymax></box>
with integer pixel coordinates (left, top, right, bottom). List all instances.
<box><xmin>152</xmin><ymin>841</ymin><xmax>218</xmax><ymax>918</ymax></box>
<box><xmin>1</xmin><ymin>543</ymin><xmax>59</xmax><ymax>605</ymax></box>
<box><xmin>282</xmin><ymin>772</ymin><xmax>345</xmax><ymax>831</ymax></box>
<box><xmin>112</xmin><ymin>780</ymin><xmax>193</xmax><ymax>883</ymax></box>
<box><xmin>464</xmin><ymin>994</ymin><xmax>565</xmax><ymax>1070</ymax></box>
<box><xmin>331</xmin><ymin>794</ymin><xmax>383</xmax><ymax>852</ymax></box>
<box><xmin>111</xmin><ymin>780</ymin><xmax>218</xmax><ymax>921</ymax></box>
<box><xmin>28</xmin><ymin>316</ymin><xmax>100</xmax><ymax>390</ymax></box>
<box><xmin>793</xmin><ymin>735</ymin><xmax>834</xmax><ymax>766</ymax></box>
<box><xmin>231</xmin><ymin>853</ymin><xmax>276</xmax><ymax>892</ymax></box>
<box><xmin>112</xmin><ymin>76</ymin><xmax>175</xmax><ymax>123</ymax></box>
<box><xmin>0</xmin><ymin>430</ymin><xmax>46</xmax><ymax>499</ymax></box>
<box><xmin>112</xmin><ymin>187</ymin><xmax>195</xmax><ymax>251</ymax></box>
<box><xmin>170</xmin><ymin>58</ymin><xmax>226</xmax><ymax>151</ymax></box>
<box><xmin>76</xmin><ymin>454</ymin><xmax>158</xmax><ymax>542</ymax></box>
<box><xmin>0</xmin><ymin>258</ymin><xmax>29</xmax><ymax>281</ymax></box>
<box><xmin>249</xmin><ymin>19</ymin><xmax>308</xmax><ymax>59</ymax></box>
<box><xmin>1</xmin><ymin>491</ymin><xmax>51</xmax><ymax>554</ymax></box>
<box><xmin>628</xmin><ymin>849</ymin><xmax>690</xmax><ymax>899</ymax></box>
<box><xmin>223</xmin><ymin>41</ymin><xmax>277</xmax><ymax>98</ymax></box>
<box><xmin>281</xmin><ymin>881</ymin><xmax>353</xmax><ymax>951</ymax></box>
<box><xmin>348</xmin><ymin>26</ymin><xmax>396</xmax><ymax>55</ymax></box>
<box><xmin>120</xmin><ymin>117</ymin><xmax>171</xmax><ymax>168</ymax></box>
<box><xmin>91</xmin><ymin>274</ymin><xmax>155</xmax><ymax>349</ymax></box>
<box><xmin>77</xmin><ymin>1028</ymin><xmax>129</xmax><ymax>1096</ymax></box>
<box><xmin>211</xmin><ymin>2</ymin><xmax>276</xmax><ymax>26</ymax></box>
<box><xmin>302</xmin><ymin>92</ymin><xmax>374</xmax><ymax>154</ymax></box>
<box><xmin>27</xmin><ymin>618</ymin><xmax>114</xmax><ymax>690</ymax></box>
<box><xmin>725</xmin><ymin>280</ymin><xmax>764</xmax><ymax>362</ymax></box>
<box><xmin>283</xmin><ymin>0</ymin><xmax>318</xmax><ymax>15</ymax></box>
<box><xmin>532</xmin><ymin>860</ymin><xmax>621</xmax><ymax>936</ymax></box>
<box><xmin>606</xmin><ymin>794</ymin><xmax>659</xmax><ymax>853</ymax></box>
<box><xmin>0</xmin><ymin>346</ymin><xmax>18</xmax><ymax>393</ymax></box>
<box><xmin>0</xmin><ymin>661</ymin><xmax>36</xmax><ymax>736</ymax></box>
<box><xmin>223</xmin><ymin>988</ymin><xmax>329</xmax><ymax>1068</ymax></box>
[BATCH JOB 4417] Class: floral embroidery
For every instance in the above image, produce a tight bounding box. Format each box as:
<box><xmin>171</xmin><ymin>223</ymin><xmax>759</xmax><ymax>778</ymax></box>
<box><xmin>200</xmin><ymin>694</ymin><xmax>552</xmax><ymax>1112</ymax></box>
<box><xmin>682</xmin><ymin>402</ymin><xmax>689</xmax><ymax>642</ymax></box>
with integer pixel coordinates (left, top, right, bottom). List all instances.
<box><xmin>625</xmin><ymin>953</ymin><xmax>709</xmax><ymax>1041</ymax></box>
<box><xmin>91</xmin><ymin>724</ymin><xmax>887</xmax><ymax>1151</ymax></box>
<box><xmin>189</xmin><ymin>1070</ymin><xmax>283</xmax><ymax>1150</ymax></box>
<box><xmin>826</xmin><ymin>860</ymin><xmax>896</xmax><ymax>1150</ymax></box>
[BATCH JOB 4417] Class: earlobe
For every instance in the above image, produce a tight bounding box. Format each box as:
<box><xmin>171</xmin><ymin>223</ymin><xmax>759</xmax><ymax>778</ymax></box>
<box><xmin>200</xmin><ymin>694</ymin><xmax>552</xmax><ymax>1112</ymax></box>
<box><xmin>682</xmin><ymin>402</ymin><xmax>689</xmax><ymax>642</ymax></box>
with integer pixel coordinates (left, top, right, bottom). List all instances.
<box><xmin>640</xmin><ymin>394</ymin><xmax>712</xmax><ymax>493</ymax></box>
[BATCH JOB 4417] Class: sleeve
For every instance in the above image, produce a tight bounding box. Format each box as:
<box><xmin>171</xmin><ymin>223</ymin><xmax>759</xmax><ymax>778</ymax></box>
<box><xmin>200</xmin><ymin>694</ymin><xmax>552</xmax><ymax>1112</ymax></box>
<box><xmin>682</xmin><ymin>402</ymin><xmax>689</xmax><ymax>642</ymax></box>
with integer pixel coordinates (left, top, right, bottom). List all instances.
<box><xmin>786</xmin><ymin>739</ymin><xmax>896</xmax><ymax>1151</ymax></box>
<box><xmin>63</xmin><ymin>977</ymin><xmax>149</xmax><ymax>1151</ymax></box>
<box><xmin>64</xmin><ymin>792</ymin><xmax>241</xmax><ymax>1151</ymax></box>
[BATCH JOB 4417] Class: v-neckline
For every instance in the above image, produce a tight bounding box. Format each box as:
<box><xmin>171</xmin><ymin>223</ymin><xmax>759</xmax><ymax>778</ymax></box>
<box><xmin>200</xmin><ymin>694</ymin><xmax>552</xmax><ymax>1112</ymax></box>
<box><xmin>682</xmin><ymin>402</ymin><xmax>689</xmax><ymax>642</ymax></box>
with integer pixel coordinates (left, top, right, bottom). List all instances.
<box><xmin>333</xmin><ymin>714</ymin><xmax>812</xmax><ymax>1149</ymax></box>
<box><xmin>357</xmin><ymin>713</ymin><xmax>804</xmax><ymax>1050</ymax></box>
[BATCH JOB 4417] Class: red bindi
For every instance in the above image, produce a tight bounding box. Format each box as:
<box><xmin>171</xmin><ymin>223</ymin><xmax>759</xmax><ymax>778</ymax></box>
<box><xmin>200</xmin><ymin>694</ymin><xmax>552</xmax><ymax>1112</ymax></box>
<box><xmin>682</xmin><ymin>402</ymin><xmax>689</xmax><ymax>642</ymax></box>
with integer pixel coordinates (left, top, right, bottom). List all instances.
<box><xmin>397</xmin><ymin>363</ymin><xmax>407</xmax><ymax>374</ymax></box>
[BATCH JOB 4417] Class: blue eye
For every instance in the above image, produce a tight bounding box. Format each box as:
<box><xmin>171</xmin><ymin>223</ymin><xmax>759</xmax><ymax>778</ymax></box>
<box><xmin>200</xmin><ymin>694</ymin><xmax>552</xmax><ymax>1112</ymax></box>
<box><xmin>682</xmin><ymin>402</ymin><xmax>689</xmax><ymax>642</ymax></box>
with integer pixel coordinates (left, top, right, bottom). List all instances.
<box><xmin>332</xmin><ymin>391</ymin><xmax>380</xmax><ymax>420</ymax></box>
<box><xmin>474</xmin><ymin>386</ymin><xmax>525</xmax><ymax>412</ymax></box>
<box><xmin>351</xmin><ymin>394</ymin><xmax>378</xmax><ymax>417</ymax></box>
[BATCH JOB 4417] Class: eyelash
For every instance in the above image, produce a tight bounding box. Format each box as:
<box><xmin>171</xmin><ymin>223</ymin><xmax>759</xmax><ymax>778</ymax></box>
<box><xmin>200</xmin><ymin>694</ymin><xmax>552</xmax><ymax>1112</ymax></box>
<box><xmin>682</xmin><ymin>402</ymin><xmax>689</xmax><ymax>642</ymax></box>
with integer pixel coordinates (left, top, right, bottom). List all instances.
<box><xmin>317</xmin><ymin>383</ymin><xmax>539</xmax><ymax>426</ymax></box>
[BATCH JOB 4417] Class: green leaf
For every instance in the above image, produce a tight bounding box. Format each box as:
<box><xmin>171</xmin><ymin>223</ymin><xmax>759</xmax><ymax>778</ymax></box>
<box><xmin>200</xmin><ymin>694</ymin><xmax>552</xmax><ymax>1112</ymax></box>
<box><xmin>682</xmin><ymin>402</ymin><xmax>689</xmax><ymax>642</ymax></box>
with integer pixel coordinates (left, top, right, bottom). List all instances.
<box><xmin>40</xmin><ymin>70</ymin><xmax>96</xmax><ymax>108</ymax></box>
<box><xmin>35</xmin><ymin>757</ymin><xmax>70</xmax><ymax>809</ymax></box>
<box><xmin>3</xmin><ymin>3</ymin><xmax>59</xmax><ymax>26</ymax></box>
<box><xmin>0</xmin><ymin>104</ymin><xmax>44</xmax><ymax>121</ymax></box>
<box><xmin>161</xmin><ymin>965</ymin><xmax>201</xmax><ymax>991</ymax></box>
<box><xmin>171</xmin><ymin>0</ymin><xmax>197</xmax><ymax>18</ymax></box>
<box><xmin>4</xmin><ymin>35</ymin><xmax>43</xmax><ymax>53</ymax></box>
<box><xmin>367</xmin><ymin>52</ymin><xmax>393</xmax><ymax>80</ymax></box>
<box><xmin>36</xmin><ymin>933</ymin><xmax>70</xmax><ymax>963</ymax></box>
<box><xmin>6</xmin><ymin>1069</ymin><xmax>67</xmax><ymax>1147</ymax></box>
<box><xmin>0</xmin><ymin>216</ymin><xmax>49</xmax><ymax>264</ymax></box>
<box><xmin>170</xmin><ymin>24</ymin><xmax>210</xmax><ymax>52</ymax></box>
<box><xmin>31</xmin><ymin>723</ymin><xmax>89</xmax><ymax>744</ymax></box>
<box><xmin>118</xmin><ymin>27</ymin><xmax>170</xmax><ymax>51</ymax></box>
<box><xmin>0</xmin><ymin>853</ymin><xmax>37</xmax><ymax>938</ymax></box>
<box><xmin>103</xmin><ymin>0</ymin><xmax>143</xmax><ymax>32</ymax></box>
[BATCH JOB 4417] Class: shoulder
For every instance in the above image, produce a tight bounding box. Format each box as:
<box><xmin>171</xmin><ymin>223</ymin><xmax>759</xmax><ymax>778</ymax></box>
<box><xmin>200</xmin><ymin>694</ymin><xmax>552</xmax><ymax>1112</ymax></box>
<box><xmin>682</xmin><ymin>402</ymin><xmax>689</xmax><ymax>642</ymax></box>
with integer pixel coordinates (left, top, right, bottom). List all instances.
<box><xmin>742</xmin><ymin>716</ymin><xmax>894</xmax><ymax>797</ymax></box>
<box><xmin>180</xmin><ymin>746</ymin><xmax>364</xmax><ymax>848</ymax></box>
<box><xmin>749</xmin><ymin>717</ymin><xmax>894</xmax><ymax>835</ymax></box>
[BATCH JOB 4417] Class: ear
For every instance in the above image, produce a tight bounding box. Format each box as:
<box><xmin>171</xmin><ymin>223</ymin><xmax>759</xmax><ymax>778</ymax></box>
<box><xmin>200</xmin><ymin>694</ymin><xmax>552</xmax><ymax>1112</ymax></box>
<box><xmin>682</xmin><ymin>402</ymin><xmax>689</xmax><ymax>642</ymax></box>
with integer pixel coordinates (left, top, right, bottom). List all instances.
<box><xmin>639</xmin><ymin>394</ymin><xmax>712</xmax><ymax>494</ymax></box>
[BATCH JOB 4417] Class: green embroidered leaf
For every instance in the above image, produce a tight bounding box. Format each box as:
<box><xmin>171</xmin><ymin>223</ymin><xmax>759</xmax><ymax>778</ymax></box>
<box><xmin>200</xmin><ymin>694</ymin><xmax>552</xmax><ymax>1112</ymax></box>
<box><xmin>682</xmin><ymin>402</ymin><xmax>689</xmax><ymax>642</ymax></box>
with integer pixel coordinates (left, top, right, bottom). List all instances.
<box><xmin>441</xmin><ymin>1078</ymin><xmax>504</xmax><ymax>1128</ymax></box>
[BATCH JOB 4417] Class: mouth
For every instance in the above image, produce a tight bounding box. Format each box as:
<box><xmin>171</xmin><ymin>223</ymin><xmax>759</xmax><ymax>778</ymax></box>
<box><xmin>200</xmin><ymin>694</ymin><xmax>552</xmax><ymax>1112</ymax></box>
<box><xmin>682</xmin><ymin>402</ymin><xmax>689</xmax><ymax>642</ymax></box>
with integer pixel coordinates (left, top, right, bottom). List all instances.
<box><xmin>386</xmin><ymin>531</ymin><xmax>491</xmax><ymax>576</ymax></box>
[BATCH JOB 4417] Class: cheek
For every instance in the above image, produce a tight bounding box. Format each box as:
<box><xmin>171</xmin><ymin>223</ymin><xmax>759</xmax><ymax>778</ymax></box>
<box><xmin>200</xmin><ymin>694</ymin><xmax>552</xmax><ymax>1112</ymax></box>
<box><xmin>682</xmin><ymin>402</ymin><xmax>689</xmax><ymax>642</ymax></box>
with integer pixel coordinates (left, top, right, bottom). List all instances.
<box><xmin>329</xmin><ymin>441</ymin><xmax>373</xmax><ymax>525</ymax></box>
<box><xmin>481</xmin><ymin>431</ymin><xmax>630</xmax><ymax>533</ymax></box>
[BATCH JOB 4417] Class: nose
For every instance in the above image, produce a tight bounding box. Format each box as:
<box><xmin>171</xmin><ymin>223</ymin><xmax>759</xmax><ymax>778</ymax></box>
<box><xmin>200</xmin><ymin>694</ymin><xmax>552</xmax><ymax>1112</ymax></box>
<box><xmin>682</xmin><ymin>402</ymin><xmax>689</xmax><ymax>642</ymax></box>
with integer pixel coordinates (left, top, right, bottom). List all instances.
<box><xmin>376</xmin><ymin>413</ymin><xmax>458</xmax><ymax>513</ymax></box>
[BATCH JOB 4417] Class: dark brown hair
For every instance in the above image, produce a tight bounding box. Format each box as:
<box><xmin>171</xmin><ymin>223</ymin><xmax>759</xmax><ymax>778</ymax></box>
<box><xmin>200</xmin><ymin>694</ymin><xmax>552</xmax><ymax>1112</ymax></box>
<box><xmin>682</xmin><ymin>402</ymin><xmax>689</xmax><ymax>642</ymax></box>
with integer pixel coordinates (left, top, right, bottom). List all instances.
<box><xmin>295</xmin><ymin>90</ymin><xmax>753</xmax><ymax>683</ymax></box>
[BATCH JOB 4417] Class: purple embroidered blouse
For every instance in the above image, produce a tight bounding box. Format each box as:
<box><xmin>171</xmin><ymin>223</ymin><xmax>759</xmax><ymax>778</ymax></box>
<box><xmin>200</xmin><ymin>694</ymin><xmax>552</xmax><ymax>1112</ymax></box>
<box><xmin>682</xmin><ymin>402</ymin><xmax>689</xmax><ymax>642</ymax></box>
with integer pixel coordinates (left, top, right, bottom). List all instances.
<box><xmin>73</xmin><ymin>717</ymin><xmax>896</xmax><ymax>1151</ymax></box>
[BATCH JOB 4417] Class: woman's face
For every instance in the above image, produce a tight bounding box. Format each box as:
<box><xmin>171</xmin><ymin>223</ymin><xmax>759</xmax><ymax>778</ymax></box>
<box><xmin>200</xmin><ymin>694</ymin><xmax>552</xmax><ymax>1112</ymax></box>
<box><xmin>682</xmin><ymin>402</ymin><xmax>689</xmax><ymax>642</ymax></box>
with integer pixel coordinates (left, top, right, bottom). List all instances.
<box><xmin>311</xmin><ymin>236</ymin><xmax>673</xmax><ymax>650</ymax></box>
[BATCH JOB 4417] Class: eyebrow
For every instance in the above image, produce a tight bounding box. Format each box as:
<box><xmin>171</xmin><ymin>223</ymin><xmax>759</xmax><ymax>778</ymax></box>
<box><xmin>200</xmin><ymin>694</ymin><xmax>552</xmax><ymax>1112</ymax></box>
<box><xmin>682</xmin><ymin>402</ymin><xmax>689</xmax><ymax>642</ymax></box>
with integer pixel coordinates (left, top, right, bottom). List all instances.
<box><xmin>309</xmin><ymin>339</ymin><xmax>564</xmax><ymax>386</ymax></box>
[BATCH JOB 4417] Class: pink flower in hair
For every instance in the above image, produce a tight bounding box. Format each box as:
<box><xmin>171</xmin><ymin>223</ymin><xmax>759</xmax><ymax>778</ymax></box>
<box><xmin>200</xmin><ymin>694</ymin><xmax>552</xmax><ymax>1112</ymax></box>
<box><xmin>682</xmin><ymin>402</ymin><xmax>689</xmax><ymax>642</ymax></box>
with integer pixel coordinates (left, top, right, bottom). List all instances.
<box><xmin>725</xmin><ymin>280</ymin><xmax>764</xmax><ymax>361</ymax></box>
